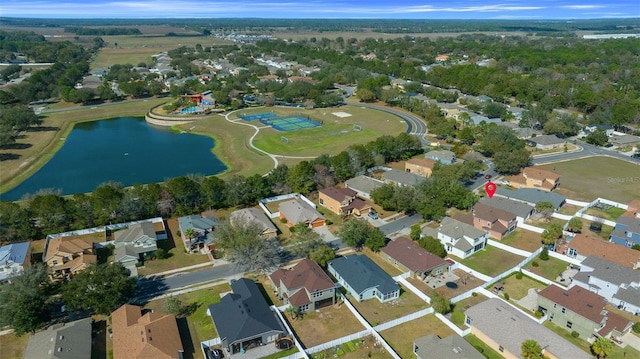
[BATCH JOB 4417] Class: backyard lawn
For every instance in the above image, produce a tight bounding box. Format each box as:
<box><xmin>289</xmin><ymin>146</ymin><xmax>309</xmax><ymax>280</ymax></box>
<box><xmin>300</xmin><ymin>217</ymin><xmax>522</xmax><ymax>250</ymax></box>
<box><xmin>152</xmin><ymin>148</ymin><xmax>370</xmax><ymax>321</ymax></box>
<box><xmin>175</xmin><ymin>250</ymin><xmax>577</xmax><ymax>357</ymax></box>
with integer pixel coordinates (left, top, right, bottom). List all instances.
<box><xmin>309</xmin><ymin>335</ymin><xmax>393</xmax><ymax>359</ymax></box>
<box><xmin>500</xmin><ymin>229</ymin><xmax>543</xmax><ymax>252</ymax></box>
<box><xmin>0</xmin><ymin>332</ymin><xmax>30</xmax><ymax>359</ymax></box>
<box><xmin>536</xmin><ymin>157</ymin><xmax>640</xmax><ymax>202</ymax></box>
<box><xmin>348</xmin><ymin>284</ymin><xmax>428</xmax><ymax>326</ymax></box>
<box><xmin>522</xmin><ymin>257</ymin><xmax>569</xmax><ymax>284</ymax></box>
<box><xmin>380</xmin><ymin>314</ymin><xmax>455</xmax><ymax>359</ymax></box>
<box><xmin>453</xmin><ymin>245</ymin><xmax>526</xmax><ymax>277</ymax></box>
<box><xmin>143</xmin><ymin>282</ymin><xmax>231</xmax><ymax>359</ymax></box>
<box><xmin>584</xmin><ymin>206</ymin><xmax>626</xmax><ymax>221</ymax></box>
<box><xmin>287</xmin><ymin>304</ymin><xmax>365</xmax><ymax>349</ymax></box>
<box><xmin>543</xmin><ymin>321</ymin><xmax>640</xmax><ymax>359</ymax></box>
<box><xmin>496</xmin><ymin>272</ymin><xmax>548</xmax><ymax>300</ymax></box>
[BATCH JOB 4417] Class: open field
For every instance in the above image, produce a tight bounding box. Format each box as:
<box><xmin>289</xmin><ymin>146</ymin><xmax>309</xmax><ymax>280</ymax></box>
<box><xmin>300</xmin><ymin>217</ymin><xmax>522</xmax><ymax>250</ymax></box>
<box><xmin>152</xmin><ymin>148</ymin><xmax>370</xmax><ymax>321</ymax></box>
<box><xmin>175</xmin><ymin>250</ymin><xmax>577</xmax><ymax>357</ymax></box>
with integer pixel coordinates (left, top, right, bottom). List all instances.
<box><xmin>248</xmin><ymin>106</ymin><xmax>407</xmax><ymax>157</ymax></box>
<box><xmin>453</xmin><ymin>245</ymin><xmax>526</xmax><ymax>277</ymax></box>
<box><xmin>0</xmin><ymin>98</ymin><xmax>167</xmax><ymax>195</ymax></box>
<box><xmin>100</xmin><ymin>35</ymin><xmax>230</xmax><ymax>50</ymax></box>
<box><xmin>380</xmin><ymin>314</ymin><xmax>455</xmax><ymax>359</ymax></box>
<box><xmin>500</xmin><ymin>229</ymin><xmax>543</xmax><ymax>252</ymax></box>
<box><xmin>536</xmin><ymin>157</ymin><xmax>640</xmax><ymax>202</ymax></box>
<box><xmin>348</xmin><ymin>284</ymin><xmax>428</xmax><ymax>326</ymax></box>
<box><xmin>143</xmin><ymin>282</ymin><xmax>231</xmax><ymax>359</ymax></box>
<box><xmin>269</xmin><ymin>30</ymin><xmax>531</xmax><ymax>41</ymax></box>
<box><xmin>92</xmin><ymin>47</ymin><xmax>162</xmax><ymax>68</ymax></box>
<box><xmin>286</xmin><ymin>304</ymin><xmax>365</xmax><ymax>348</ymax></box>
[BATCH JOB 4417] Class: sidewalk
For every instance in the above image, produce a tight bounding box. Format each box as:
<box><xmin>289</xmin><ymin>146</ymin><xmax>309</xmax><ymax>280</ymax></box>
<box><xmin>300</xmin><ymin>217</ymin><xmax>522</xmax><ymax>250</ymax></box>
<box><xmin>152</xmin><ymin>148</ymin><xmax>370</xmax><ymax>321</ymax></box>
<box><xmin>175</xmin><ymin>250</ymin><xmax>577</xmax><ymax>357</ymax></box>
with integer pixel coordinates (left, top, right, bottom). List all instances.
<box><xmin>141</xmin><ymin>259</ymin><xmax>225</xmax><ymax>279</ymax></box>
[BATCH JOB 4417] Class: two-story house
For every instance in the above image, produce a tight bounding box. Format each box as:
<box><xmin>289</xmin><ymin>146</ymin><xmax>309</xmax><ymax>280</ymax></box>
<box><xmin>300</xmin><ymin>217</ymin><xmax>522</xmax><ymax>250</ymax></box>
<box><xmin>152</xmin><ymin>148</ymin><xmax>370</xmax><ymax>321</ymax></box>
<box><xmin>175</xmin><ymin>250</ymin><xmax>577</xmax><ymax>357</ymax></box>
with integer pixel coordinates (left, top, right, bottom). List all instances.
<box><xmin>380</xmin><ymin>236</ymin><xmax>450</xmax><ymax>279</ymax></box>
<box><xmin>506</xmin><ymin>167</ymin><xmax>560</xmax><ymax>192</ymax></box>
<box><xmin>269</xmin><ymin>258</ymin><xmax>335</xmax><ymax>313</ymax></box>
<box><xmin>565</xmin><ymin>234</ymin><xmax>640</xmax><ymax>269</ymax></box>
<box><xmin>453</xmin><ymin>203</ymin><xmax>517</xmax><ymax>240</ymax></box>
<box><xmin>0</xmin><ymin>242</ymin><xmax>31</xmax><ymax>283</ymax></box>
<box><xmin>318</xmin><ymin>187</ymin><xmax>371</xmax><ymax>216</ymax></box>
<box><xmin>113</xmin><ymin>222</ymin><xmax>158</xmax><ymax>268</ymax></box>
<box><xmin>610</xmin><ymin>215</ymin><xmax>640</xmax><ymax>248</ymax></box>
<box><xmin>344</xmin><ymin>175</ymin><xmax>385</xmax><ymax>200</ymax></box>
<box><xmin>404</xmin><ymin>157</ymin><xmax>437</xmax><ymax>178</ymax></box>
<box><xmin>44</xmin><ymin>235</ymin><xmax>96</xmax><ymax>279</ymax></box>
<box><xmin>230</xmin><ymin>208</ymin><xmax>278</xmax><ymax>239</ymax></box>
<box><xmin>479</xmin><ymin>196</ymin><xmax>534</xmax><ymax>225</ymax></box>
<box><xmin>328</xmin><ymin>254</ymin><xmax>400</xmax><ymax>303</ymax></box>
<box><xmin>177</xmin><ymin>214</ymin><xmax>217</xmax><ymax>252</ymax></box>
<box><xmin>429</xmin><ymin>217</ymin><xmax>488</xmax><ymax>259</ymax></box>
<box><xmin>570</xmin><ymin>256</ymin><xmax>640</xmax><ymax>316</ymax></box>
<box><xmin>537</xmin><ymin>285</ymin><xmax>633</xmax><ymax>341</ymax></box>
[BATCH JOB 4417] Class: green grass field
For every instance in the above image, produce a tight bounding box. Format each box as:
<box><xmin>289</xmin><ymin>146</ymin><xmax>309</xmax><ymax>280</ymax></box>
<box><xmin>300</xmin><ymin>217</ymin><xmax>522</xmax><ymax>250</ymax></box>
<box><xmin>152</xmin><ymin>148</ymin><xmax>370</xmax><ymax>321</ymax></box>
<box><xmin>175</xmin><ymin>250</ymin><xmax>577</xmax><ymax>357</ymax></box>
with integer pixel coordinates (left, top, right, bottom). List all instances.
<box><xmin>249</xmin><ymin>106</ymin><xmax>406</xmax><ymax>156</ymax></box>
<box><xmin>536</xmin><ymin>157</ymin><xmax>640</xmax><ymax>202</ymax></box>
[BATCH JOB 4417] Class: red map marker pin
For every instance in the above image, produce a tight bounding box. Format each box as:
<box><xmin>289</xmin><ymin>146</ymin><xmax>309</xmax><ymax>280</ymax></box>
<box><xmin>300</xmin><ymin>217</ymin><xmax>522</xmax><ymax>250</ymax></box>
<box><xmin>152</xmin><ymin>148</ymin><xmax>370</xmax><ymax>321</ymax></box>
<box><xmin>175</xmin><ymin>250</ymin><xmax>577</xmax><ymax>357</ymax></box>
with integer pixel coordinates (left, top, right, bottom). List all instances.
<box><xmin>485</xmin><ymin>181</ymin><xmax>497</xmax><ymax>198</ymax></box>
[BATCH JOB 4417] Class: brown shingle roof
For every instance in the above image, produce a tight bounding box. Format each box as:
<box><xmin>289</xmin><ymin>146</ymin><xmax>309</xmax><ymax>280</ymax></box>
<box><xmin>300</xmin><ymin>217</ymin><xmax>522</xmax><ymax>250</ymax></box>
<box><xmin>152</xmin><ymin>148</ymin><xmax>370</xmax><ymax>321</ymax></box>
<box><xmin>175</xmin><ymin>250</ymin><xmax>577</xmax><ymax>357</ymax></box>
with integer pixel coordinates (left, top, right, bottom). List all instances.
<box><xmin>406</xmin><ymin>157</ymin><xmax>437</xmax><ymax>169</ymax></box>
<box><xmin>598</xmin><ymin>311</ymin><xmax>633</xmax><ymax>337</ymax></box>
<box><xmin>45</xmin><ymin>236</ymin><xmax>93</xmax><ymax>262</ymax></box>
<box><xmin>381</xmin><ymin>237</ymin><xmax>448</xmax><ymax>273</ymax></box>
<box><xmin>523</xmin><ymin>167</ymin><xmax>560</xmax><ymax>181</ymax></box>
<box><xmin>319</xmin><ymin>187</ymin><xmax>357</xmax><ymax>202</ymax></box>
<box><xmin>472</xmin><ymin>203</ymin><xmax>516</xmax><ymax>224</ymax></box>
<box><xmin>269</xmin><ymin>258</ymin><xmax>334</xmax><ymax>294</ymax></box>
<box><xmin>568</xmin><ymin>234</ymin><xmax>640</xmax><ymax>269</ymax></box>
<box><xmin>111</xmin><ymin>304</ymin><xmax>183</xmax><ymax>359</ymax></box>
<box><xmin>538</xmin><ymin>285</ymin><xmax>606</xmax><ymax>323</ymax></box>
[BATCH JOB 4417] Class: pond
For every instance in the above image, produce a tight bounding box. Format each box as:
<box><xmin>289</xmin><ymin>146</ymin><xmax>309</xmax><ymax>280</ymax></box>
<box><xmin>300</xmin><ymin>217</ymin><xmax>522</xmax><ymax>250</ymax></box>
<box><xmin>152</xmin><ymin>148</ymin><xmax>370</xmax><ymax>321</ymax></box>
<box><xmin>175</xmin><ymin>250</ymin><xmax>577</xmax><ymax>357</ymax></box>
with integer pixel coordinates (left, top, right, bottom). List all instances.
<box><xmin>1</xmin><ymin>117</ymin><xmax>226</xmax><ymax>200</ymax></box>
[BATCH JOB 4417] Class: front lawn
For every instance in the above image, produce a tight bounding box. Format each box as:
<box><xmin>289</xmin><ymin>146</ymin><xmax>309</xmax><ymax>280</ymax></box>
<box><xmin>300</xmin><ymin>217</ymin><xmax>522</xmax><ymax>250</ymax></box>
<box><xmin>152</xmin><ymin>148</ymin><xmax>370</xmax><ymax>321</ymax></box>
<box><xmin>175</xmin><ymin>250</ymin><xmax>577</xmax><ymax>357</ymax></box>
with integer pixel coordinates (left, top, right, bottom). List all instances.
<box><xmin>287</xmin><ymin>304</ymin><xmax>365</xmax><ymax>348</ymax></box>
<box><xmin>453</xmin><ymin>245</ymin><xmax>525</xmax><ymax>277</ymax></box>
<box><xmin>380</xmin><ymin>315</ymin><xmax>455</xmax><ymax>359</ymax></box>
<box><xmin>348</xmin><ymin>284</ymin><xmax>428</xmax><ymax>326</ymax></box>
<box><xmin>500</xmin><ymin>229</ymin><xmax>543</xmax><ymax>252</ymax></box>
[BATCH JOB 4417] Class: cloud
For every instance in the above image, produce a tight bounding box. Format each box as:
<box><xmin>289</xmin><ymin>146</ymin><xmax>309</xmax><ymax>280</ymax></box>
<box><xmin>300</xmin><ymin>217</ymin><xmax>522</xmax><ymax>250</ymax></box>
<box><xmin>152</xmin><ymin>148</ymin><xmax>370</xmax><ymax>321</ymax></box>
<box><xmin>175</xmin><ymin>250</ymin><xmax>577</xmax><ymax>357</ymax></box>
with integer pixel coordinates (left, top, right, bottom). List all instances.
<box><xmin>561</xmin><ymin>5</ymin><xmax>607</xmax><ymax>10</ymax></box>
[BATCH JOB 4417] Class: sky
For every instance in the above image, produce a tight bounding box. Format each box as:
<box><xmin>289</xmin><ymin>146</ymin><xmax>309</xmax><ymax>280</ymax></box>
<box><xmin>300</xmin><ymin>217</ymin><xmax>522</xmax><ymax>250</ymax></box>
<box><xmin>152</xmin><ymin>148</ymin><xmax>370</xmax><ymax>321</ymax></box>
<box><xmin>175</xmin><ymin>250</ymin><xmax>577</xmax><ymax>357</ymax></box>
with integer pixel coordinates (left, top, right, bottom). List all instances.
<box><xmin>1</xmin><ymin>0</ymin><xmax>639</xmax><ymax>19</ymax></box>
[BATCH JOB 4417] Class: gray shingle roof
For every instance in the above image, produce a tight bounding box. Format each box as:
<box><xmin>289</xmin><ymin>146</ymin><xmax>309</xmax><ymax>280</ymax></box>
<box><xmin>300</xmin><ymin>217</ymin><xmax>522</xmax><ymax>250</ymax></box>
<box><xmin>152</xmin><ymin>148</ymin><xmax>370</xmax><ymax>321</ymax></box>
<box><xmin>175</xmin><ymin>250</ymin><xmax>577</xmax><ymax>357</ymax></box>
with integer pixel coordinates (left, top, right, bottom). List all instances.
<box><xmin>279</xmin><ymin>198</ymin><xmax>324</xmax><ymax>225</ymax></box>
<box><xmin>230</xmin><ymin>208</ymin><xmax>277</xmax><ymax>235</ymax></box>
<box><xmin>345</xmin><ymin>175</ymin><xmax>384</xmax><ymax>195</ymax></box>
<box><xmin>177</xmin><ymin>215</ymin><xmax>217</xmax><ymax>232</ymax></box>
<box><xmin>208</xmin><ymin>278</ymin><xmax>285</xmax><ymax>347</ymax></box>
<box><xmin>579</xmin><ymin>256</ymin><xmax>640</xmax><ymax>286</ymax></box>
<box><xmin>329</xmin><ymin>254</ymin><xmax>400</xmax><ymax>296</ymax></box>
<box><xmin>465</xmin><ymin>298</ymin><xmax>591</xmax><ymax>359</ymax></box>
<box><xmin>382</xmin><ymin>169</ymin><xmax>424</xmax><ymax>187</ymax></box>
<box><xmin>495</xmin><ymin>187</ymin><xmax>566</xmax><ymax>209</ymax></box>
<box><xmin>527</xmin><ymin>134</ymin><xmax>565</xmax><ymax>146</ymax></box>
<box><xmin>615</xmin><ymin>286</ymin><xmax>640</xmax><ymax>308</ymax></box>
<box><xmin>413</xmin><ymin>334</ymin><xmax>484</xmax><ymax>359</ymax></box>
<box><xmin>479</xmin><ymin>196</ymin><xmax>534</xmax><ymax>219</ymax></box>
<box><xmin>24</xmin><ymin>318</ymin><xmax>92</xmax><ymax>359</ymax></box>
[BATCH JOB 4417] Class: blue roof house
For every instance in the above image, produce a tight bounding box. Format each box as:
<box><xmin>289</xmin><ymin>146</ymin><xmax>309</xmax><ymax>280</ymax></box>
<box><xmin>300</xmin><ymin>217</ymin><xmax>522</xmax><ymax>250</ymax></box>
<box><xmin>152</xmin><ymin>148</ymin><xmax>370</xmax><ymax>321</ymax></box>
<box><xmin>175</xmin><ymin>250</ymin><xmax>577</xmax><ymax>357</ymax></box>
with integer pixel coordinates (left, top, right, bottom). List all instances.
<box><xmin>0</xmin><ymin>242</ymin><xmax>31</xmax><ymax>282</ymax></box>
<box><xmin>178</xmin><ymin>215</ymin><xmax>218</xmax><ymax>252</ymax></box>
<box><xmin>610</xmin><ymin>216</ymin><xmax>640</xmax><ymax>248</ymax></box>
<box><xmin>328</xmin><ymin>254</ymin><xmax>400</xmax><ymax>303</ymax></box>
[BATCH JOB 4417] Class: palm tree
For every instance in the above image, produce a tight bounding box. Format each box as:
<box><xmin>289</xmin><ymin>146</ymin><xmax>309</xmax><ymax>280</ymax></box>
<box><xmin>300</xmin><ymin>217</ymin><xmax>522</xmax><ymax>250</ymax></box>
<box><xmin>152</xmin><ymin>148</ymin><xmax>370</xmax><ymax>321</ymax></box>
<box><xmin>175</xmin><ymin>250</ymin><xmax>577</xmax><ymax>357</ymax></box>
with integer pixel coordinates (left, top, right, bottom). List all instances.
<box><xmin>521</xmin><ymin>339</ymin><xmax>543</xmax><ymax>359</ymax></box>
<box><xmin>591</xmin><ymin>337</ymin><xmax>613</xmax><ymax>359</ymax></box>
<box><xmin>285</xmin><ymin>306</ymin><xmax>298</xmax><ymax>320</ymax></box>
<box><xmin>184</xmin><ymin>228</ymin><xmax>196</xmax><ymax>252</ymax></box>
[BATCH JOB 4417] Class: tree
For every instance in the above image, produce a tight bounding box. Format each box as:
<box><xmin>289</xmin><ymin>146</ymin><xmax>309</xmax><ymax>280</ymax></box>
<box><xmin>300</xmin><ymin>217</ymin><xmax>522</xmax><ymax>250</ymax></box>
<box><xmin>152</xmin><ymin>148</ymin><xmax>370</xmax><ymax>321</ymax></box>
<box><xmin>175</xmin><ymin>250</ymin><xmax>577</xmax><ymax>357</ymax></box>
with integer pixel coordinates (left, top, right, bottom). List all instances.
<box><xmin>430</xmin><ymin>290</ymin><xmax>452</xmax><ymax>314</ymax></box>
<box><xmin>541</xmin><ymin>222</ymin><xmax>563</xmax><ymax>246</ymax></box>
<box><xmin>356</xmin><ymin>88</ymin><xmax>376</xmax><ymax>102</ymax></box>
<box><xmin>521</xmin><ymin>339</ymin><xmax>543</xmax><ymax>359</ymax></box>
<box><xmin>539</xmin><ymin>245</ymin><xmax>549</xmax><ymax>261</ymax></box>
<box><xmin>409</xmin><ymin>223</ymin><xmax>422</xmax><ymax>241</ymax></box>
<box><xmin>567</xmin><ymin>217</ymin><xmax>583</xmax><ymax>233</ymax></box>
<box><xmin>417</xmin><ymin>236</ymin><xmax>447</xmax><ymax>258</ymax></box>
<box><xmin>163</xmin><ymin>296</ymin><xmax>183</xmax><ymax>316</ymax></box>
<box><xmin>184</xmin><ymin>228</ymin><xmax>196</xmax><ymax>252</ymax></box>
<box><xmin>364</xmin><ymin>227</ymin><xmax>387</xmax><ymax>252</ymax></box>
<box><xmin>585</xmin><ymin>128</ymin><xmax>609</xmax><ymax>146</ymax></box>
<box><xmin>0</xmin><ymin>264</ymin><xmax>52</xmax><ymax>336</ymax></box>
<box><xmin>287</xmin><ymin>160</ymin><xmax>316</xmax><ymax>194</ymax></box>
<box><xmin>591</xmin><ymin>337</ymin><xmax>613</xmax><ymax>359</ymax></box>
<box><xmin>215</xmin><ymin>218</ymin><xmax>281</xmax><ymax>273</ymax></box>
<box><xmin>309</xmin><ymin>245</ymin><xmax>335</xmax><ymax>268</ymax></box>
<box><xmin>290</xmin><ymin>223</ymin><xmax>323</xmax><ymax>258</ymax></box>
<box><xmin>337</xmin><ymin>219</ymin><xmax>373</xmax><ymax>250</ymax></box>
<box><xmin>535</xmin><ymin>201</ymin><xmax>555</xmax><ymax>221</ymax></box>
<box><xmin>62</xmin><ymin>263</ymin><xmax>137</xmax><ymax>316</ymax></box>
<box><xmin>493</xmin><ymin>148</ymin><xmax>531</xmax><ymax>175</ymax></box>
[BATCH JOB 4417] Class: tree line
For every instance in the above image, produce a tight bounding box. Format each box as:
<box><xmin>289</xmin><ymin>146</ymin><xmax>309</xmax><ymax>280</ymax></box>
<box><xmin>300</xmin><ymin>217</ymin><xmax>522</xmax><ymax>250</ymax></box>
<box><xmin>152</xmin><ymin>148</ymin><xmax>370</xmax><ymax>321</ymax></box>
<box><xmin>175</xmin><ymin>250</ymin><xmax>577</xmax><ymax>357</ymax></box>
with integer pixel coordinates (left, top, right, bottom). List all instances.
<box><xmin>64</xmin><ymin>27</ymin><xmax>141</xmax><ymax>36</ymax></box>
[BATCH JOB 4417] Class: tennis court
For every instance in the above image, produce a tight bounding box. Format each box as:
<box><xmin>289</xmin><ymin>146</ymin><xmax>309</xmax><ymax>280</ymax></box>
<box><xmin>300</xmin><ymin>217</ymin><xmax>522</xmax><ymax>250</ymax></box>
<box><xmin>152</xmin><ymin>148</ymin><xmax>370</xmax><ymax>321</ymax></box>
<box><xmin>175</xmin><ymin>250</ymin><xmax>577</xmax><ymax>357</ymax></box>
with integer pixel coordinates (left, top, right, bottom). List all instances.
<box><xmin>238</xmin><ymin>112</ymin><xmax>279</xmax><ymax>121</ymax></box>
<box><xmin>259</xmin><ymin>116</ymin><xmax>322</xmax><ymax>132</ymax></box>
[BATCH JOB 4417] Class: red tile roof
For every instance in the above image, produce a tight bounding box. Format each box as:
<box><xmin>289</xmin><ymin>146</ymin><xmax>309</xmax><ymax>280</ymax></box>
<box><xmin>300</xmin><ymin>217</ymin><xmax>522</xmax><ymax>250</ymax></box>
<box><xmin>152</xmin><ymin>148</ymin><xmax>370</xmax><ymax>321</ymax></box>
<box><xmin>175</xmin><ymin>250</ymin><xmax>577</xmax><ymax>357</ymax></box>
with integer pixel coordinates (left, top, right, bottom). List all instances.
<box><xmin>381</xmin><ymin>236</ymin><xmax>449</xmax><ymax>273</ymax></box>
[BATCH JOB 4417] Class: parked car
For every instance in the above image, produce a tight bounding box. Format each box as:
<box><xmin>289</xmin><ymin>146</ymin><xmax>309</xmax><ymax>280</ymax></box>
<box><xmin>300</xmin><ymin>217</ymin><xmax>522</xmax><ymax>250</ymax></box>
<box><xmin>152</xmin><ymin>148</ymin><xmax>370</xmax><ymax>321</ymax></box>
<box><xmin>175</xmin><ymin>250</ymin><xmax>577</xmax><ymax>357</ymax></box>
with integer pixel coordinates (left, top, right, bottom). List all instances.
<box><xmin>368</xmin><ymin>211</ymin><xmax>379</xmax><ymax>220</ymax></box>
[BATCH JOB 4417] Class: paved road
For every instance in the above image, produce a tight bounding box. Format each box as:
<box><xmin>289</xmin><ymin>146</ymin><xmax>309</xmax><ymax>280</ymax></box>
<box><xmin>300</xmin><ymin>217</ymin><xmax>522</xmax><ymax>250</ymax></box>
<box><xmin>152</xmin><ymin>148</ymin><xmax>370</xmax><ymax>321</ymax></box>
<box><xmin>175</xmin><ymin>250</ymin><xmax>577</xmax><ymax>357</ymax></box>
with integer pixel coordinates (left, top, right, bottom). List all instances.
<box><xmin>532</xmin><ymin>141</ymin><xmax>640</xmax><ymax>166</ymax></box>
<box><xmin>347</xmin><ymin>101</ymin><xmax>430</xmax><ymax>145</ymax></box>
<box><xmin>378</xmin><ymin>213</ymin><xmax>423</xmax><ymax>236</ymax></box>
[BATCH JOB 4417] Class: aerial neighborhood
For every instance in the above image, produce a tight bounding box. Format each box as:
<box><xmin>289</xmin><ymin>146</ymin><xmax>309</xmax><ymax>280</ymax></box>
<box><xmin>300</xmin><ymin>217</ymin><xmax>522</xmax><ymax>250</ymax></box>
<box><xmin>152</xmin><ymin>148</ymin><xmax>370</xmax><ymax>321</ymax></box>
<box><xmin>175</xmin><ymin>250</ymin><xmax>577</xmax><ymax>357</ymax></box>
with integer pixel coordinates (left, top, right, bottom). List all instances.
<box><xmin>0</xmin><ymin>12</ymin><xmax>640</xmax><ymax>359</ymax></box>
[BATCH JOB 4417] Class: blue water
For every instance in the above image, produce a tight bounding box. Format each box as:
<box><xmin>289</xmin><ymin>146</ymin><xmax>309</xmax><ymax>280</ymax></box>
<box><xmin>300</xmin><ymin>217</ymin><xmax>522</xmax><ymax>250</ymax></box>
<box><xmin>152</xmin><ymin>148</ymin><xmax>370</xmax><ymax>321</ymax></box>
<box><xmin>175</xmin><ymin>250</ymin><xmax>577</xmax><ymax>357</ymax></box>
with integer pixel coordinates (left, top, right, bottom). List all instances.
<box><xmin>1</xmin><ymin>117</ymin><xmax>226</xmax><ymax>200</ymax></box>
<box><xmin>181</xmin><ymin>107</ymin><xmax>203</xmax><ymax>114</ymax></box>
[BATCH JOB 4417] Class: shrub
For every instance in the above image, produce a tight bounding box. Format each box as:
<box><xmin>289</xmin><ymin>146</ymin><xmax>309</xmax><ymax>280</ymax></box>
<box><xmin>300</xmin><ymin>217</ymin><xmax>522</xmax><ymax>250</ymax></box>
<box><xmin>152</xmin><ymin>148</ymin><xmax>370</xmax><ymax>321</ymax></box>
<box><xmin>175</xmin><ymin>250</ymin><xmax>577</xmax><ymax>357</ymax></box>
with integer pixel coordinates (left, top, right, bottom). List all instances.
<box><xmin>532</xmin><ymin>261</ymin><xmax>539</xmax><ymax>267</ymax></box>
<box><xmin>504</xmin><ymin>293</ymin><xmax>510</xmax><ymax>301</ymax></box>
<box><xmin>633</xmin><ymin>322</ymin><xmax>640</xmax><ymax>334</ymax></box>
<box><xmin>571</xmin><ymin>331</ymin><xmax>580</xmax><ymax>338</ymax></box>
<box><xmin>534</xmin><ymin>310</ymin><xmax>543</xmax><ymax>318</ymax></box>
<box><xmin>325</xmin><ymin>219</ymin><xmax>333</xmax><ymax>225</ymax></box>
<box><xmin>516</xmin><ymin>271</ymin><xmax>523</xmax><ymax>279</ymax></box>
<box><xmin>539</xmin><ymin>246</ymin><xmax>550</xmax><ymax>261</ymax></box>
<box><xmin>472</xmin><ymin>292</ymin><xmax>478</xmax><ymax>297</ymax></box>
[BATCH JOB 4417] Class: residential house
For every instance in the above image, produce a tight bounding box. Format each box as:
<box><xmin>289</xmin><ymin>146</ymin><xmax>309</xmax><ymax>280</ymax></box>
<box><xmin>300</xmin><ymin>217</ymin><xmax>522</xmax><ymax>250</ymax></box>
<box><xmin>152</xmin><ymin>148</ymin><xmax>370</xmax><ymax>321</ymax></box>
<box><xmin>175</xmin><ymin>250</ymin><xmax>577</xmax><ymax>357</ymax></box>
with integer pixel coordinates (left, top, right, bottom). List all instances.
<box><xmin>512</xmin><ymin>127</ymin><xmax>538</xmax><ymax>139</ymax></box>
<box><xmin>479</xmin><ymin>196</ymin><xmax>534</xmax><ymax>225</ymax></box>
<box><xmin>404</xmin><ymin>157</ymin><xmax>437</xmax><ymax>178</ymax></box>
<box><xmin>610</xmin><ymin>134</ymin><xmax>640</xmax><ymax>147</ymax></box>
<box><xmin>230</xmin><ymin>208</ymin><xmax>278</xmax><ymax>239</ymax></box>
<box><xmin>382</xmin><ymin>169</ymin><xmax>424</xmax><ymax>187</ymax></box>
<box><xmin>413</xmin><ymin>334</ymin><xmax>484</xmax><ymax>359</ymax></box>
<box><xmin>380</xmin><ymin>236</ymin><xmax>450</xmax><ymax>279</ymax></box>
<box><xmin>269</xmin><ymin>258</ymin><xmax>335</xmax><ymax>313</ymax></box>
<box><xmin>526</xmin><ymin>135</ymin><xmax>566</xmax><ymax>150</ymax></box>
<box><xmin>477</xmin><ymin>95</ymin><xmax>493</xmax><ymax>102</ymax></box>
<box><xmin>23</xmin><ymin>318</ymin><xmax>92</xmax><ymax>359</ymax></box>
<box><xmin>565</xmin><ymin>234</ymin><xmax>640</xmax><ymax>269</ymax></box>
<box><xmin>585</xmin><ymin>124</ymin><xmax>614</xmax><ymax>137</ymax></box>
<box><xmin>624</xmin><ymin>199</ymin><xmax>640</xmax><ymax>219</ymax></box>
<box><xmin>506</xmin><ymin>167</ymin><xmax>560</xmax><ymax>192</ymax></box>
<box><xmin>507</xmin><ymin>106</ymin><xmax>526</xmax><ymax>120</ymax></box>
<box><xmin>464</xmin><ymin>298</ymin><xmax>592</xmax><ymax>359</ymax></box>
<box><xmin>470</xmin><ymin>115</ymin><xmax>501</xmax><ymax>126</ymax></box>
<box><xmin>0</xmin><ymin>242</ymin><xmax>31</xmax><ymax>282</ymax></box>
<box><xmin>112</xmin><ymin>304</ymin><xmax>184</xmax><ymax>359</ymax></box>
<box><xmin>113</xmin><ymin>222</ymin><xmax>158</xmax><ymax>268</ymax></box>
<box><xmin>537</xmin><ymin>285</ymin><xmax>633</xmax><ymax>341</ymax></box>
<box><xmin>278</xmin><ymin>198</ymin><xmax>325</xmax><ymax>228</ymax></box>
<box><xmin>431</xmin><ymin>217</ymin><xmax>488</xmax><ymax>259</ymax></box>
<box><xmin>570</xmin><ymin>256</ymin><xmax>640</xmax><ymax>316</ymax></box>
<box><xmin>494</xmin><ymin>187</ymin><xmax>566</xmax><ymax>210</ymax></box>
<box><xmin>390</xmin><ymin>78</ymin><xmax>408</xmax><ymax>89</ymax></box>
<box><xmin>345</xmin><ymin>175</ymin><xmax>385</xmax><ymax>199</ymax></box>
<box><xmin>424</xmin><ymin>150</ymin><xmax>456</xmax><ymax>164</ymax></box>
<box><xmin>328</xmin><ymin>254</ymin><xmax>400</xmax><ymax>303</ymax></box>
<box><xmin>453</xmin><ymin>203</ymin><xmax>517</xmax><ymax>240</ymax></box>
<box><xmin>318</xmin><ymin>187</ymin><xmax>371</xmax><ymax>216</ymax></box>
<box><xmin>435</xmin><ymin>54</ymin><xmax>450</xmax><ymax>62</ymax></box>
<box><xmin>207</xmin><ymin>278</ymin><xmax>286</xmax><ymax>354</ymax></box>
<box><xmin>44</xmin><ymin>235</ymin><xmax>96</xmax><ymax>279</ymax></box>
<box><xmin>610</xmin><ymin>215</ymin><xmax>640</xmax><ymax>248</ymax></box>
<box><xmin>288</xmin><ymin>76</ymin><xmax>317</xmax><ymax>85</ymax></box>
<box><xmin>178</xmin><ymin>214</ymin><xmax>217</xmax><ymax>252</ymax></box>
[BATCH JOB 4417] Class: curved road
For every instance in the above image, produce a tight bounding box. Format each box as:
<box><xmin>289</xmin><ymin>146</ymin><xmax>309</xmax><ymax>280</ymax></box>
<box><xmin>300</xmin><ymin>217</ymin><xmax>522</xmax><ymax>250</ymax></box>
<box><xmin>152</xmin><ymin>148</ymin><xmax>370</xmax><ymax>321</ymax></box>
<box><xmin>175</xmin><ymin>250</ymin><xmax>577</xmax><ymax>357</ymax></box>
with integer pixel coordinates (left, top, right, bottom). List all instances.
<box><xmin>352</xmin><ymin>102</ymin><xmax>429</xmax><ymax>145</ymax></box>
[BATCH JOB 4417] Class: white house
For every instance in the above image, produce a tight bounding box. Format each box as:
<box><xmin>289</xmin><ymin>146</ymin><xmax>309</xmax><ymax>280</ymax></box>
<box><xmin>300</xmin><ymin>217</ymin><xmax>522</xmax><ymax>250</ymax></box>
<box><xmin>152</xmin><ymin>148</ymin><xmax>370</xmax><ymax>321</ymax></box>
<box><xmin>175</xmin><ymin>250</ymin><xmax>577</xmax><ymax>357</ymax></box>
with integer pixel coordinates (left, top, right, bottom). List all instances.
<box><xmin>424</xmin><ymin>217</ymin><xmax>488</xmax><ymax>259</ymax></box>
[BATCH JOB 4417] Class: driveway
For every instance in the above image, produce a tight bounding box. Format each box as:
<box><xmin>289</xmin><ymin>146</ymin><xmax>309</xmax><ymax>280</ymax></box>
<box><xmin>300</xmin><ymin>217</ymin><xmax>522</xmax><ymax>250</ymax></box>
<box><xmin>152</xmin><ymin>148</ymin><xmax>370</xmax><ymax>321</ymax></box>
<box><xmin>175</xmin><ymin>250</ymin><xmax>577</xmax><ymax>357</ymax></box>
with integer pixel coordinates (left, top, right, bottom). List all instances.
<box><xmin>314</xmin><ymin>226</ymin><xmax>347</xmax><ymax>249</ymax></box>
<box><xmin>378</xmin><ymin>213</ymin><xmax>423</xmax><ymax>236</ymax></box>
